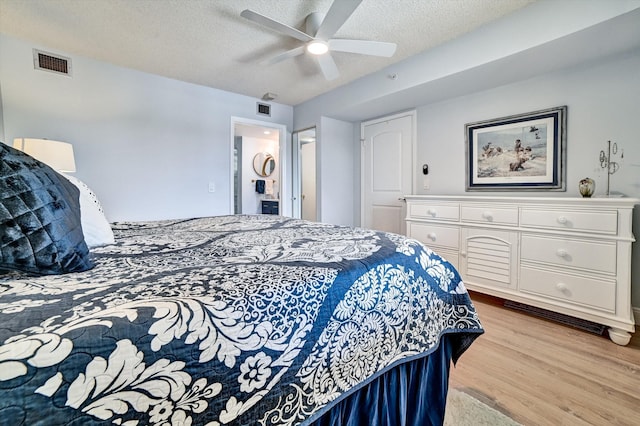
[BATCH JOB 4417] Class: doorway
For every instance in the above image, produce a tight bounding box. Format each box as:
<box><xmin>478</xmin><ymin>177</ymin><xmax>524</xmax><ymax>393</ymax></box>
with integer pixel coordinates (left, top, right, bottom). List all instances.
<box><xmin>292</xmin><ymin>127</ymin><xmax>317</xmax><ymax>221</ymax></box>
<box><xmin>231</xmin><ymin>117</ymin><xmax>288</xmax><ymax>216</ymax></box>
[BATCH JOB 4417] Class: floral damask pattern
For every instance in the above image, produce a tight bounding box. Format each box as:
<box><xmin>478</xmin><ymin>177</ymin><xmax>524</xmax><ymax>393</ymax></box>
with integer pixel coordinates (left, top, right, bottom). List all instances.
<box><xmin>0</xmin><ymin>215</ymin><xmax>482</xmax><ymax>425</ymax></box>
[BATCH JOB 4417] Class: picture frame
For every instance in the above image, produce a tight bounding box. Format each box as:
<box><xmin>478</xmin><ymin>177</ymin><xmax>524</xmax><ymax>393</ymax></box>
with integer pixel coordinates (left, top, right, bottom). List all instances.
<box><xmin>465</xmin><ymin>106</ymin><xmax>567</xmax><ymax>191</ymax></box>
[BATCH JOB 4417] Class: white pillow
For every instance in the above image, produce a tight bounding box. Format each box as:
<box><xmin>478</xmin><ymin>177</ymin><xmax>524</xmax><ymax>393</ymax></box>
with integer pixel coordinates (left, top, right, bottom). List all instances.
<box><xmin>62</xmin><ymin>173</ymin><xmax>115</xmax><ymax>248</ymax></box>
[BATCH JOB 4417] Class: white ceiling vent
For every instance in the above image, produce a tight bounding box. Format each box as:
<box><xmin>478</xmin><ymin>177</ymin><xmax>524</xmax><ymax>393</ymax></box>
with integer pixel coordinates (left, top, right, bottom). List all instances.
<box><xmin>256</xmin><ymin>102</ymin><xmax>271</xmax><ymax>117</ymax></box>
<box><xmin>33</xmin><ymin>49</ymin><xmax>72</xmax><ymax>76</ymax></box>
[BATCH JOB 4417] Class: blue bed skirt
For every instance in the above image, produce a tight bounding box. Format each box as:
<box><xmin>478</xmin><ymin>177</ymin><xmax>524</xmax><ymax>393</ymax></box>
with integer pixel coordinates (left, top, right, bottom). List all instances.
<box><xmin>311</xmin><ymin>334</ymin><xmax>456</xmax><ymax>426</ymax></box>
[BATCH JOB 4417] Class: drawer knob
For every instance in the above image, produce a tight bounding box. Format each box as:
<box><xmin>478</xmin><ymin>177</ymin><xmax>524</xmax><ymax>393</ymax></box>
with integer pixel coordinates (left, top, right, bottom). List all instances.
<box><xmin>427</xmin><ymin>209</ymin><xmax>436</xmax><ymax>217</ymax></box>
<box><xmin>482</xmin><ymin>211</ymin><xmax>493</xmax><ymax>221</ymax></box>
<box><xmin>556</xmin><ymin>282</ymin><xmax>570</xmax><ymax>295</ymax></box>
<box><xmin>556</xmin><ymin>249</ymin><xmax>568</xmax><ymax>258</ymax></box>
<box><xmin>557</xmin><ymin>216</ymin><xmax>568</xmax><ymax>224</ymax></box>
<box><xmin>427</xmin><ymin>232</ymin><xmax>437</xmax><ymax>241</ymax></box>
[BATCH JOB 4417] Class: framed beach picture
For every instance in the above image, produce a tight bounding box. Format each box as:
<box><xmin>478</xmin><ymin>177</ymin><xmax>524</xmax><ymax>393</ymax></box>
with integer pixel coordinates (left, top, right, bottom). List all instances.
<box><xmin>465</xmin><ymin>106</ymin><xmax>567</xmax><ymax>191</ymax></box>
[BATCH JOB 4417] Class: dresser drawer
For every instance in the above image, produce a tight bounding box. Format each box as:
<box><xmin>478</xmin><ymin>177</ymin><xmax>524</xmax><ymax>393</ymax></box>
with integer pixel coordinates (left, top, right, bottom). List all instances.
<box><xmin>461</xmin><ymin>205</ymin><xmax>518</xmax><ymax>225</ymax></box>
<box><xmin>408</xmin><ymin>202</ymin><xmax>459</xmax><ymax>221</ymax></box>
<box><xmin>520</xmin><ymin>207</ymin><xmax>617</xmax><ymax>234</ymax></box>
<box><xmin>521</xmin><ymin>235</ymin><xmax>616</xmax><ymax>274</ymax></box>
<box><xmin>520</xmin><ymin>266</ymin><xmax>615</xmax><ymax>313</ymax></box>
<box><xmin>408</xmin><ymin>222</ymin><xmax>459</xmax><ymax>250</ymax></box>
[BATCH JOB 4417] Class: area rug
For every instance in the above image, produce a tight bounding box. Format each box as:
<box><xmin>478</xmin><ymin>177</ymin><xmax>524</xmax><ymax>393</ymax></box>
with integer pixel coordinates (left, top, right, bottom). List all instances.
<box><xmin>444</xmin><ymin>388</ymin><xmax>521</xmax><ymax>426</ymax></box>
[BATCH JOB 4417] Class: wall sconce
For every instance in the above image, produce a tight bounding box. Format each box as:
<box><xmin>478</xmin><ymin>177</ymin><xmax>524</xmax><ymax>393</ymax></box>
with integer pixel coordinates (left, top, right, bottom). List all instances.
<box><xmin>13</xmin><ymin>138</ymin><xmax>76</xmax><ymax>172</ymax></box>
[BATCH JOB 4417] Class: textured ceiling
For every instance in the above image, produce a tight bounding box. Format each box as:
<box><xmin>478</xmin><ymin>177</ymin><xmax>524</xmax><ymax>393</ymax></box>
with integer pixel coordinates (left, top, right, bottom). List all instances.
<box><xmin>0</xmin><ymin>0</ymin><xmax>536</xmax><ymax>106</ymax></box>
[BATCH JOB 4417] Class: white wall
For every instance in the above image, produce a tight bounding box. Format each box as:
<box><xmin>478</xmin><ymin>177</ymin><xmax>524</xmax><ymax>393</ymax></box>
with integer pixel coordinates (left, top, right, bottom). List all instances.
<box><xmin>415</xmin><ymin>51</ymin><xmax>640</xmax><ymax>200</ymax></box>
<box><xmin>318</xmin><ymin>117</ymin><xmax>355</xmax><ymax>226</ymax></box>
<box><xmin>0</xmin><ymin>34</ymin><xmax>293</xmax><ymax>222</ymax></box>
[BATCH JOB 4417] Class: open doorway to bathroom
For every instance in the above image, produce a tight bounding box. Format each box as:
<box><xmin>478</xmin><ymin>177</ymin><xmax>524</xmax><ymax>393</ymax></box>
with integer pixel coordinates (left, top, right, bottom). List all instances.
<box><xmin>292</xmin><ymin>127</ymin><xmax>317</xmax><ymax>221</ymax></box>
<box><xmin>231</xmin><ymin>118</ymin><xmax>287</xmax><ymax>216</ymax></box>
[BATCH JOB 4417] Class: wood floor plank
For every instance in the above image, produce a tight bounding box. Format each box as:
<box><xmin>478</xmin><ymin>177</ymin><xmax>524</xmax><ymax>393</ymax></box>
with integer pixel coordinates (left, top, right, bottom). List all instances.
<box><xmin>449</xmin><ymin>292</ymin><xmax>640</xmax><ymax>426</ymax></box>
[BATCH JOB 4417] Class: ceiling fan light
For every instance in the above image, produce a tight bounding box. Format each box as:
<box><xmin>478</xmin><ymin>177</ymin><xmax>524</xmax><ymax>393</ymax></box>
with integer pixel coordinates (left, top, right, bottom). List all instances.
<box><xmin>307</xmin><ymin>41</ymin><xmax>329</xmax><ymax>55</ymax></box>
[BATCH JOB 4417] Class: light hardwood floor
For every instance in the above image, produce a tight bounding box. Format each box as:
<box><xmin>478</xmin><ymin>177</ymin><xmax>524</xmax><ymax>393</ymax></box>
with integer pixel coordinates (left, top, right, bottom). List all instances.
<box><xmin>449</xmin><ymin>292</ymin><xmax>640</xmax><ymax>426</ymax></box>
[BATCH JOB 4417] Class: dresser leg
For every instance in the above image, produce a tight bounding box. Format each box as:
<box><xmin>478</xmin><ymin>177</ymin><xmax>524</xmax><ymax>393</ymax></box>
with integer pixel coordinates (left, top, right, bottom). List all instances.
<box><xmin>608</xmin><ymin>328</ymin><xmax>632</xmax><ymax>346</ymax></box>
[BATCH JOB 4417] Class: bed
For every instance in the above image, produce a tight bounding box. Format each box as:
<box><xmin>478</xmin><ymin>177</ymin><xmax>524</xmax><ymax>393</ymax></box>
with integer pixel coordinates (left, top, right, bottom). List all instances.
<box><xmin>0</xmin><ymin>141</ymin><xmax>483</xmax><ymax>425</ymax></box>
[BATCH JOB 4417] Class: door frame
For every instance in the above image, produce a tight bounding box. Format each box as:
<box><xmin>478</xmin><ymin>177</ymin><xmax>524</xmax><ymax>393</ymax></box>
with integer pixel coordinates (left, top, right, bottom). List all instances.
<box><xmin>230</xmin><ymin>117</ymin><xmax>289</xmax><ymax>216</ymax></box>
<box><xmin>360</xmin><ymin>110</ymin><xmax>417</xmax><ymax>231</ymax></box>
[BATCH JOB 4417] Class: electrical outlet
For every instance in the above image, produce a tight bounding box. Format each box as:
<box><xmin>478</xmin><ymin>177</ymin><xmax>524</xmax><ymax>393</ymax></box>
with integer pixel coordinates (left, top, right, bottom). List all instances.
<box><xmin>208</xmin><ymin>182</ymin><xmax>216</xmax><ymax>193</ymax></box>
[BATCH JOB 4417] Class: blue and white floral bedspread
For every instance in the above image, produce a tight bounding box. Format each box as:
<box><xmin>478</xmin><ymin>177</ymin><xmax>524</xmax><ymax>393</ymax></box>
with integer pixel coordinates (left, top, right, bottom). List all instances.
<box><xmin>0</xmin><ymin>215</ymin><xmax>483</xmax><ymax>425</ymax></box>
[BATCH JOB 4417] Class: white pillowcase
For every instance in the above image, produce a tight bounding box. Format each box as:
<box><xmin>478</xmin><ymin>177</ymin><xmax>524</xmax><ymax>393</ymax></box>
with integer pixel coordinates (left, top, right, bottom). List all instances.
<box><xmin>62</xmin><ymin>173</ymin><xmax>115</xmax><ymax>248</ymax></box>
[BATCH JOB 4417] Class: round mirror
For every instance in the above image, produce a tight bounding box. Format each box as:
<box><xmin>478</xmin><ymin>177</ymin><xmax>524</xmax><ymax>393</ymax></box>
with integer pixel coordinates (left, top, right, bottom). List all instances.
<box><xmin>253</xmin><ymin>152</ymin><xmax>276</xmax><ymax>177</ymax></box>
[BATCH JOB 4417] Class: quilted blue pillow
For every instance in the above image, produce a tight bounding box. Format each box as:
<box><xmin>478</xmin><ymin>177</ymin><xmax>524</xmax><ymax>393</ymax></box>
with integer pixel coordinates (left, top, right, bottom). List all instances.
<box><xmin>0</xmin><ymin>141</ymin><xmax>93</xmax><ymax>274</ymax></box>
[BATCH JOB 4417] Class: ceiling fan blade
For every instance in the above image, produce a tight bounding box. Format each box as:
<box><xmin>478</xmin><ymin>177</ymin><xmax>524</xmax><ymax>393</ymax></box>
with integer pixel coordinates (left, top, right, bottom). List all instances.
<box><xmin>316</xmin><ymin>53</ymin><xmax>340</xmax><ymax>81</ymax></box>
<box><xmin>329</xmin><ymin>39</ymin><xmax>397</xmax><ymax>57</ymax></box>
<box><xmin>241</xmin><ymin>9</ymin><xmax>313</xmax><ymax>42</ymax></box>
<box><xmin>263</xmin><ymin>46</ymin><xmax>306</xmax><ymax>65</ymax></box>
<box><xmin>315</xmin><ymin>0</ymin><xmax>363</xmax><ymax>39</ymax></box>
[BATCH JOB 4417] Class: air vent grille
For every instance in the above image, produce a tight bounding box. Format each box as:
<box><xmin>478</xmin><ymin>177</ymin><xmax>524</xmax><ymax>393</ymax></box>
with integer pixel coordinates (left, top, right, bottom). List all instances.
<box><xmin>256</xmin><ymin>103</ymin><xmax>271</xmax><ymax>116</ymax></box>
<box><xmin>33</xmin><ymin>49</ymin><xmax>72</xmax><ymax>76</ymax></box>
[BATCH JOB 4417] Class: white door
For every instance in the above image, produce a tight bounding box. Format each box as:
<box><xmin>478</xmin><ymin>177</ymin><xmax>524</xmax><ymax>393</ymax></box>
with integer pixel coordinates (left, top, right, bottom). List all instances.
<box><xmin>361</xmin><ymin>111</ymin><xmax>415</xmax><ymax>234</ymax></box>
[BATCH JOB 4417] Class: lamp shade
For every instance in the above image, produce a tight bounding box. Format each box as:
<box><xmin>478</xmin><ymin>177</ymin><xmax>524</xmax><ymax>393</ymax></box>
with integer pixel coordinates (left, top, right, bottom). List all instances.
<box><xmin>13</xmin><ymin>138</ymin><xmax>76</xmax><ymax>172</ymax></box>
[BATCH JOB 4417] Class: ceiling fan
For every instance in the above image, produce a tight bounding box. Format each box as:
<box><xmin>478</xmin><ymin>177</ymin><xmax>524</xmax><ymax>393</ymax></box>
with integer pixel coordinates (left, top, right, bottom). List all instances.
<box><xmin>240</xmin><ymin>0</ymin><xmax>397</xmax><ymax>81</ymax></box>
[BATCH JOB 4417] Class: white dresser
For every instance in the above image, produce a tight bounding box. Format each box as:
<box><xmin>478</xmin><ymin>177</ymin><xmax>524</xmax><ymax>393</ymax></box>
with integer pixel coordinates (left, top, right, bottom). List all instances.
<box><xmin>405</xmin><ymin>195</ymin><xmax>638</xmax><ymax>345</ymax></box>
